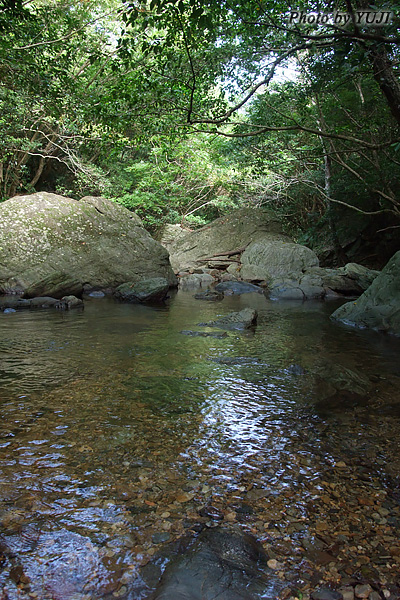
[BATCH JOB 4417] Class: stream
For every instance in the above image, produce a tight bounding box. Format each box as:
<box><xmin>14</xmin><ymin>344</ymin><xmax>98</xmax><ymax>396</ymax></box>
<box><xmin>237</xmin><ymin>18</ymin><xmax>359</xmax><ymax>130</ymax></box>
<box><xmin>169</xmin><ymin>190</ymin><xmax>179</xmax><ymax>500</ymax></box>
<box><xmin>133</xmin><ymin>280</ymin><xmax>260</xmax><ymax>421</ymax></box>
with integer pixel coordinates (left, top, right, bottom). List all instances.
<box><xmin>0</xmin><ymin>291</ymin><xmax>399</xmax><ymax>599</ymax></box>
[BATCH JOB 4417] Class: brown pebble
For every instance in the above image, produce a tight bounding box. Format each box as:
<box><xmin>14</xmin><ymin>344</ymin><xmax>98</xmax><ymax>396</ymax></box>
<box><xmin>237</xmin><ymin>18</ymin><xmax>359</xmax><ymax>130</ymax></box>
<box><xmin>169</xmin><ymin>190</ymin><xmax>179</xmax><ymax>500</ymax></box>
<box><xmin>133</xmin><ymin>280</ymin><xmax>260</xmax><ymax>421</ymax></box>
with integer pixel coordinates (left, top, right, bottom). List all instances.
<box><xmin>355</xmin><ymin>584</ymin><xmax>372</xmax><ymax>599</ymax></box>
<box><xmin>338</xmin><ymin>586</ymin><xmax>354</xmax><ymax>600</ymax></box>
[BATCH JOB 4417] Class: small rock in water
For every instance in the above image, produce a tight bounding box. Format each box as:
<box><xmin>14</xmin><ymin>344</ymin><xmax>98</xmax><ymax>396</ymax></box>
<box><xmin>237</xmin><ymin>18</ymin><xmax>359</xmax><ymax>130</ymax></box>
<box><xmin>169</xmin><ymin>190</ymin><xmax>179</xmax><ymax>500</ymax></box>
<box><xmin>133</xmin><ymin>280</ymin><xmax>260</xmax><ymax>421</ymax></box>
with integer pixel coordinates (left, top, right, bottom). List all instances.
<box><xmin>89</xmin><ymin>290</ymin><xmax>105</xmax><ymax>298</ymax></box>
<box><xmin>199</xmin><ymin>308</ymin><xmax>258</xmax><ymax>330</ymax></box>
<box><xmin>199</xmin><ymin>506</ymin><xmax>224</xmax><ymax>520</ymax></box>
<box><xmin>286</xmin><ymin>364</ymin><xmax>306</xmax><ymax>375</ymax></box>
<box><xmin>338</xmin><ymin>587</ymin><xmax>354</xmax><ymax>600</ymax></box>
<box><xmin>152</xmin><ymin>532</ymin><xmax>171</xmax><ymax>544</ymax></box>
<box><xmin>354</xmin><ymin>584</ymin><xmax>373</xmax><ymax>599</ymax></box>
<box><xmin>193</xmin><ymin>291</ymin><xmax>224</xmax><ymax>301</ymax></box>
<box><xmin>3</xmin><ymin>308</ymin><xmax>16</xmax><ymax>314</ymax></box>
<box><xmin>311</xmin><ymin>589</ymin><xmax>343</xmax><ymax>600</ymax></box>
<box><xmin>180</xmin><ymin>330</ymin><xmax>228</xmax><ymax>338</ymax></box>
<box><xmin>215</xmin><ymin>281</ymin><xmax>264</xmax><ymax>295</ymax></box>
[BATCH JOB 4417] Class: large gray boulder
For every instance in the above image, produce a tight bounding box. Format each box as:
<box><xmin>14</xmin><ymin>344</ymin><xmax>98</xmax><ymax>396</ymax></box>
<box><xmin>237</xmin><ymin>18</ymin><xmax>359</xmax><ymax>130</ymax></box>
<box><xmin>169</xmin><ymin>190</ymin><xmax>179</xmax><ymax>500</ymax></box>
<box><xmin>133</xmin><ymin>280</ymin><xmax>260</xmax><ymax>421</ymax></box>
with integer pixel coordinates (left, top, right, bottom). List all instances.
<box><xmin>240</xmin><ymin>239</ymin><xmax>319</xmax><ymax>283</ymax></box>
<box><xmin>0</xmin><ymin>193</ymin><xmax>176</xmax><ymax>294</ymax></box>
<box><xmin>331</xmin><ymin>251</ymin><xmax>400</xmax><ymax>336</ymax></box>
<box><xmin>167</xmin><ymin>208</ymin><xmax>285</xmax><ymax>273</ymax></box>
<box><xmin>158</xmin><ymin>224</ymin><xmax>191</xmax><ymax>253</ymax></box>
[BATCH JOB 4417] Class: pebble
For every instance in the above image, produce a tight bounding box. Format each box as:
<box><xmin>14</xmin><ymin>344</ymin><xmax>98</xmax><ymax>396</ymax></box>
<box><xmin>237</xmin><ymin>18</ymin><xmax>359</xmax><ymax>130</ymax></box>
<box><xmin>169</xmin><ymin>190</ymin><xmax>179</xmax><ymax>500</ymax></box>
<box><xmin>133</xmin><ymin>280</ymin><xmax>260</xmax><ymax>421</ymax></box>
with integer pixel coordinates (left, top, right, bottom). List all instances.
<box><xmin>113</xmin><ymin>585</ymin><xmax>127</xmax><ymax>597</ymax></box>
<box><xmin>151</xmin><ymin>532</ymin><xmax>171</xmax><ymax>544</ymax></box>
<box><xmin>338</xmin><ymin>587</ymin><xmax>354</xmax><ymax>600</ymax></box>
<box><xmin>311</xmin><ymin>589</ymin><xmax>343</xmax><ymax>600</ymax></box>
<box><xmin>354</xmin><ymin>584</ymin><xmax>372</xmax><ymax>599</ymax></box>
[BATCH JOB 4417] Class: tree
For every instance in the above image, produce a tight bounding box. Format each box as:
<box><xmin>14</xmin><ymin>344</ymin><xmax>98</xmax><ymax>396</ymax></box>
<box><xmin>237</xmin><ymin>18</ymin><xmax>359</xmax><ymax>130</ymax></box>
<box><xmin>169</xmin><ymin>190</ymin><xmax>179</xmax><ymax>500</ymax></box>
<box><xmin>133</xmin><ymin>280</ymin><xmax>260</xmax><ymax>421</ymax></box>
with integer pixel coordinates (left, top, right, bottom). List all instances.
<box><xmin>120</xmin><ymin>0</ymin><xmax>400</xmax><ymax>129</ymax></box>
<box><xmin>118</xmin><ymin>0</ymin><xmax>400</xmax><ymax>253</ymax></box>
<box><xmin>0</xmin><ymin>0</ymin><xmax>138</xmax><ymax>199</ymax></box>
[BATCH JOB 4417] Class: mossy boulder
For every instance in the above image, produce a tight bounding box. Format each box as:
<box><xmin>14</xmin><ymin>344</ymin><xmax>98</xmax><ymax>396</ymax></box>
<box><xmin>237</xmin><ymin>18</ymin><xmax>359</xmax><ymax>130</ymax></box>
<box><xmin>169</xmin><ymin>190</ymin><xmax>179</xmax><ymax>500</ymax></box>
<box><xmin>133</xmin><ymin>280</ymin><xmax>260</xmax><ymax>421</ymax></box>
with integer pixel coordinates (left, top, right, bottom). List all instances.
<box><xmin>331</xmin><ymin>251</ymin><xmax>400</xmax><ymax>336</ymax></box>
<box><xmin>240</xmin><ymin>239</ymin><xmax>319</xmax><ymax>283</ymax></box>
<box><xmin>114</xmin><ymin>278</ymin><xmax>169</xmax><ymax>303</ymax></box>
<box><xmin>0</xmin><ymin>192</ymin><xmax>177</xmax><ymax>294</ymax></box>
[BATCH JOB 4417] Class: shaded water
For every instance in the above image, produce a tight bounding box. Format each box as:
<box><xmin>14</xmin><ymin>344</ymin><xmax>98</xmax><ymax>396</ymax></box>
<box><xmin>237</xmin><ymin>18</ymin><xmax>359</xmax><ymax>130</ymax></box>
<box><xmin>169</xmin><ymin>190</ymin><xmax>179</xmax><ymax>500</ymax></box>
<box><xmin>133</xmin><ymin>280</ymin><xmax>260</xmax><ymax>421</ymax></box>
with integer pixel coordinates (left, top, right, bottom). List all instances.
<box><xmin>0</xmin><ymin>291</ymin><xmax>400</xmax><ymax>599</ymax></box>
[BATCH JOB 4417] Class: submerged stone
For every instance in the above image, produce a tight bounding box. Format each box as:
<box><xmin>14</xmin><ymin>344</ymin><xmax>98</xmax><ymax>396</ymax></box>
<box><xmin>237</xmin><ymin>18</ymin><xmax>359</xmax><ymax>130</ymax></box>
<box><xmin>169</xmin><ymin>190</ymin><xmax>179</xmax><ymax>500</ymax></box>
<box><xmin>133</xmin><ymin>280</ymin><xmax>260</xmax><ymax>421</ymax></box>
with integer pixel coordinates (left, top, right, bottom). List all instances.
<box><xmin>199</xmin><ymin>308</ymin><xmax>258</xmax><ymax>330</ymax></box>
<box><xmin>180</xmin><ymin>330</ymin><xmax>228</xmax><ymax>338</ymax></box>
<box><xmin>114</xmin><ymin>278</ymin><xmax>169</xmax><ymax>303</ymax></box>
<box><xmin>215</xmin><ymin>281</ymin><xmax>265</xmax><ymax>295</ymax></box>
<box><xmin>147</xmin><ymin>527</ymin><xmax>270</xmax><ymax>600</ymax></box>
<box><xmin>193</xmin><ymin>290</ymin><xmax>224</xmax><ymax>301</ymax></box>
<box><xmin>311</xmin><ymin>589</ymin><xmax>343</xmax><ymax>600</ymax></box>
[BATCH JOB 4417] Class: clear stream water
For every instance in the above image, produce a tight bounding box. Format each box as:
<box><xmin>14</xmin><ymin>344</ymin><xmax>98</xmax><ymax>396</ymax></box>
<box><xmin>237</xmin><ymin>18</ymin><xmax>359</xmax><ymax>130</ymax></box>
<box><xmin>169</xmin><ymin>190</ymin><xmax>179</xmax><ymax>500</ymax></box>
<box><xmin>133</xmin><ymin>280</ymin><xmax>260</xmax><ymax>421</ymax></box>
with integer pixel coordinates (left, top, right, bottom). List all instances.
<box><xmin>0</xmin><ymin>291</ymin><xmax>399</xmax><ymax>599</ymax></box>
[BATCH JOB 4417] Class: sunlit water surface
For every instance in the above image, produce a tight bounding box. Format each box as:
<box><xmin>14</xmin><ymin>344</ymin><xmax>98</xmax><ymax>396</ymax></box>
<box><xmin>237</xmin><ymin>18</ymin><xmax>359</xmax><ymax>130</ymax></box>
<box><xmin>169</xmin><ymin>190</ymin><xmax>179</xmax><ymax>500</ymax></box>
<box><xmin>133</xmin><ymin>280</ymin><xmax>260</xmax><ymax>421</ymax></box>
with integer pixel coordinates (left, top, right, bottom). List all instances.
<box><xmin>0</xmin><ymin>291</ymin><xmax>399</xmax><ymax>599</ymax></box>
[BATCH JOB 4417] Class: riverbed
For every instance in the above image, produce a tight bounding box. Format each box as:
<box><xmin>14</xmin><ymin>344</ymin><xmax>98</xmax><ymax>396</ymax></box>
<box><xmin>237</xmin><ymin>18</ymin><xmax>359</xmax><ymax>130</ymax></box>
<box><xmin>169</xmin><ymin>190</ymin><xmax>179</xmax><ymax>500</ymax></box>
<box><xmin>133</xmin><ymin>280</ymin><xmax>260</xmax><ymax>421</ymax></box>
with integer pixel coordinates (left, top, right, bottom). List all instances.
<box><xmin>0</xmin><ymin>291</ymin><xmax>399</xmax><ymax>599</ymax></box>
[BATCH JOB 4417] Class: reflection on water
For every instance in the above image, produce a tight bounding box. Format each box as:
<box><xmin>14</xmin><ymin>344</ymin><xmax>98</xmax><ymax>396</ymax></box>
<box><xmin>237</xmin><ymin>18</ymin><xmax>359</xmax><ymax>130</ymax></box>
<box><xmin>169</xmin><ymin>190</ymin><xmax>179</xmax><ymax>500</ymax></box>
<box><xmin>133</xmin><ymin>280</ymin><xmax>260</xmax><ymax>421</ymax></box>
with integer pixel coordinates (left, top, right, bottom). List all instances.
<box><xmin>0</xmin><ymin>292</ymin><xmax>400</xmax><ymax>599</ymax></box>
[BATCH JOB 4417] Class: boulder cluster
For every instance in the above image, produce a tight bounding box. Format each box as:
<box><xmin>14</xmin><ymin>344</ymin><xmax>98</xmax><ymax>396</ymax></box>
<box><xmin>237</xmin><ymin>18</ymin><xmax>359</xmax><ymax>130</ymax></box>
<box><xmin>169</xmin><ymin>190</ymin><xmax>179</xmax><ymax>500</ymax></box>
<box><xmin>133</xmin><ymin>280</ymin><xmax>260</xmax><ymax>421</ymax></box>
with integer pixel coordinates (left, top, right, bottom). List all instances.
<box><xmin>0</xmin><ymin>194</ymin><xmax>398</xmax><ymax>336</ymax></box>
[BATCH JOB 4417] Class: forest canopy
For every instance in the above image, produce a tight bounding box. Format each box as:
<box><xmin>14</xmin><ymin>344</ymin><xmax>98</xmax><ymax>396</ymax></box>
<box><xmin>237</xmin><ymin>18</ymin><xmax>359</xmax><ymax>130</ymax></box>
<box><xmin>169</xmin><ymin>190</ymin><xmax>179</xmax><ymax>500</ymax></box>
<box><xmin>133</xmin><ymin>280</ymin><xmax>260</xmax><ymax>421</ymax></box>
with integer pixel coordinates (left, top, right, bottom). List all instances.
<box><xmin>1</xmin><ymin>0</ymin><xmax>399</xmax><ymax>260</ymax></box>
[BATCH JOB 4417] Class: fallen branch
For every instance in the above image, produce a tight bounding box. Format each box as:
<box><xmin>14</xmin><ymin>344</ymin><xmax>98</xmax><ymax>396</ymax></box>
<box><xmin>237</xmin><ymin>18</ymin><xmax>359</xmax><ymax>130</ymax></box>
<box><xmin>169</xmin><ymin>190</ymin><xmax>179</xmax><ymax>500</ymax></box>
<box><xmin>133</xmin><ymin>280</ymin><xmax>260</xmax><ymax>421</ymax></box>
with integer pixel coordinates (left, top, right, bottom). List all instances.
<box><xmin>196</xmin><ymin>257</ymin><xmax>239</xmax><ymax>263</ymax></box>
<box><xmin>212</xmin><ymin>246</ymin><xmax>247</xmax><ymax>258</ymax></box>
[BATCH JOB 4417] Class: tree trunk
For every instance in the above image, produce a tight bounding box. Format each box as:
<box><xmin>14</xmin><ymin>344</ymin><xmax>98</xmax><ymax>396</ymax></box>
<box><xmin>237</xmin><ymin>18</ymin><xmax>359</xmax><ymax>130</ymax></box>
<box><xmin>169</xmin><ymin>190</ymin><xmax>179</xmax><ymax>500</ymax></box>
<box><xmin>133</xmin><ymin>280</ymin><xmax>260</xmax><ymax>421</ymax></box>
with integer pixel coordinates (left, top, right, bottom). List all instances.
<box><xmin>323</xmin><ymin>150</ymin><xmax>347</xmax><ymax>265</ymax></box>
<box><xmin>354</xmin><ymin>0</ymin><xmax>400</xmax><ymax>126</ymax></box>
<box><xmin>369</xmin><ymin>46</ymin><xmax>400</xmax><ymax>126</ymax></box>
<box><xmin>314</xmin><ymin>94</ymin><xmax>347</xmax><ymax>264</ymax></box>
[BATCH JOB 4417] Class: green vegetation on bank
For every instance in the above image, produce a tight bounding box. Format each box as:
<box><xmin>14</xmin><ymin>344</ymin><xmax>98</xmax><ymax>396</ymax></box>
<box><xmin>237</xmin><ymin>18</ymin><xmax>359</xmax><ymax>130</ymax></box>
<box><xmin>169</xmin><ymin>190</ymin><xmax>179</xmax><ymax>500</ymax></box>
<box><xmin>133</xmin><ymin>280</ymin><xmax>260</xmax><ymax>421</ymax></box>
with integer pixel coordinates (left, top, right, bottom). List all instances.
<box><xmin>1</xmin><ymin>0</ymin><xmax>399</xmax><ymax>259</ymax></box>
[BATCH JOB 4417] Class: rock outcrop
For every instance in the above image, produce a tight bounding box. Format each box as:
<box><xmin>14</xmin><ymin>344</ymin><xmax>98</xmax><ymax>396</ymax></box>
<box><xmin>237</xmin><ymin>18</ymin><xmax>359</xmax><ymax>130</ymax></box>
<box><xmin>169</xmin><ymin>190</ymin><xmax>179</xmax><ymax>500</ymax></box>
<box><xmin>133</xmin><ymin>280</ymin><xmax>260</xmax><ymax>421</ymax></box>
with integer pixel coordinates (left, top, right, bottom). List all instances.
<box><xmin>158</xmin><ymin>223</ymin><xmax>191</xmax><ymax>253</ymax></box>
<box><xmin>178</xmin><ymin>273</ymin><xmax>215</xmax><ymax>289</ymax></box>
<box><xmin>331</xmin><ymin>251</ymin><xmax>400</xmax><ymax>336</ymax></box>
<box><xmin>162</xmin><ymin>209</ymin><xmax>379</xmax><ymax>301</ymax></box>
<box><xmin>0</xmin><ymin>192</ymin><xmax>176</xmax><ymax>295</ymax></box>
<box><xmin>166</xmin><ymin>208</ymin><xmax>284</xmax><ymax>273</ymax></box>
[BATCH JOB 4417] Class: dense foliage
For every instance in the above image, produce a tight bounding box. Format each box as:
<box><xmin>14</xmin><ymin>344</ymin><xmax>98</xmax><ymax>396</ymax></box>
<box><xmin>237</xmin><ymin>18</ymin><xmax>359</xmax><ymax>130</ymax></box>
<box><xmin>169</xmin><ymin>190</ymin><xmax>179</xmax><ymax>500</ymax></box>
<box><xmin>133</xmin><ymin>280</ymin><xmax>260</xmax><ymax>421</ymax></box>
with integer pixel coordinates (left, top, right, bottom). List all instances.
<box><xmin>1</xmin><ymin>0</ymin><xmax>399</xmax><ymax>253</ymax></box>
